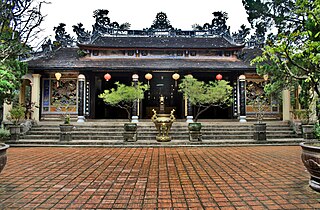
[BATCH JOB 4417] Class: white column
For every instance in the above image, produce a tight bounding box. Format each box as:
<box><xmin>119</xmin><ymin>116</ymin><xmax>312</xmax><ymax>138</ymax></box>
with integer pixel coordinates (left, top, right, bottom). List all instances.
<box><xmin>31</xmin><ymin>74</ymin><xmax>41</xmax><ymax>122</ymax></box>
<box><xmin>77</xmin><ymin>74</ymin><xmax>86</xmax><ymax>123</ymax></box>
<box><xmin>282</xmin><ymin>89</ymin><xmax>291</xmax><ymax>121</ymax></box>
<box><xmin>2</xmin><ymin>102</ymin><xmax>12</xmax><ymax>122</ymax></box>
<box><xmin>239</xmin><ymin>75</ymin><xmax>247</xmax><ymax>122</ymax></box>
<box><xmin>310</xmin><ymin>92</ymin><xmax>318</xmax><ymax>122</ymax></box>
<box><xmin>19</xmin><ymin>83</ymin><xmax>26</xmax><ymax>104</ymax></box>
<box><xmin>131</xmin><ymin>74</ymin><xmax>139</xmax><ymax>123</ymax></box>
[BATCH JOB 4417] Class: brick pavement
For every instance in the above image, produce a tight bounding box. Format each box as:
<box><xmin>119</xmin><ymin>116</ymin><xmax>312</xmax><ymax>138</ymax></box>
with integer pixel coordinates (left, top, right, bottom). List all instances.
<box><xmin>0</xmin><ymin>146</ymin><xmax>319</xmax><ymax>209</ymax></box>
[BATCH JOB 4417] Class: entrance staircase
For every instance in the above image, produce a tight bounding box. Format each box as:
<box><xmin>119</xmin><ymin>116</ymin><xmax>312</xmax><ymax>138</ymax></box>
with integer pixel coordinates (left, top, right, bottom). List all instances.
<box><xmin>8</xmin><ymin>121</ymin><xmax>303</xmax><ymax>147</ymax></box>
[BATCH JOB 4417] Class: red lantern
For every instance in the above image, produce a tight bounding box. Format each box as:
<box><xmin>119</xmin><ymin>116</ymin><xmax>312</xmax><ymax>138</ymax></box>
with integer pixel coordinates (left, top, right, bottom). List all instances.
<box><xmin>104</xmin><ymin>73</ymin><xmax>111</xmax><ymax>81</ymax></box>
<box><xmin>216</xmin><ymin>74</ymin><xmax>222</xmax><ymax>80</ymax></box>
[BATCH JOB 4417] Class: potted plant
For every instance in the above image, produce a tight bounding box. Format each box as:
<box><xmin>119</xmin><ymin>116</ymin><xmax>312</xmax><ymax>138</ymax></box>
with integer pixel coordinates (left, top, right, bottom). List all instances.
<box><xmin>99</xmin><ymin>81</ymin><xmax>149</xmax><ymax>142</ymax></box>
<box><xmin>0</xmin><ymin>128</ymin><xmax>10</xmax><ymax>142</ymax></box>
<box><xmin>246</xmin><ymin>80</ymin><xmax>269</xmax><ymax>141</ymax></box>
<box><xmin>54</xmin><ymin>102</ymin><xmax>74</xmax><ymax>141</ymax></box>
<box><xmin>252</xmin><ymin>97</ymin><xmax>268</xmax><ymax>141</ymax></box>
<box><xmin>7</xmin><ymin>104</ymin><xmax>26</xmax><ymax>141</ymax></box>
<box><xmin>22</xmin><ymin>101</ymin><xmax>39</xmax><ymax>120</ymax></box>
<box><xmin>0</xmin><ymin>143</ymin><xmax>9</xmax><ymax>174</ymax></box>
<box><xmin>297</xmin><ymin>87</ymin><xmax>316</xmax><ymax>139</ymax></box>
<box><xmin>300</xmin><ymin>138</ymin><xmax>320</xmax><ymax>192</ymax></box>
<box><xmin>293</xmin><ymin>109</ymin><xmax>315</xmax><ymax>139</ymax></box>
<box><xmin>179</xmin><ymin>75</ymin><xmax>233</xmax><ymax>141</ymax></box>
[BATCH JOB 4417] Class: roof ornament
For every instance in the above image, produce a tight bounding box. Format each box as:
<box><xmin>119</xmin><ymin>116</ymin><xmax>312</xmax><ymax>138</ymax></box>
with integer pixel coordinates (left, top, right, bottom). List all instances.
<box><xmin>90</xmin><ymin>9</ymin><xmax>131</xmax><ymax>40</ymax></box>
<box><xmin>53</xmin><ymin>23</ymin><xmax>75</xmax><ymax>47</ymax></box>
<box><xmin>147</xmin><ymin>12</ymin><xmax>175</xmax><ymax>31</ymax></box>
<box><xmin>193</xmin><ymin>11</ymin><xmax>230</xmax><ymax>36</ymax></box>
<box><xmin>73</xmin><ymin>23</ymin><xmax>91</xmax><ymax>43</ymax></box>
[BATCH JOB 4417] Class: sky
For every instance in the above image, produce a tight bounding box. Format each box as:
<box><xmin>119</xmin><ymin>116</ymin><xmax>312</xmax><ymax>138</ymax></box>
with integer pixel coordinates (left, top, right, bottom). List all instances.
<box><xmin>38</xmin><ymin>0</ymin><xmax>249</xmax><ymax>42</ymax></box>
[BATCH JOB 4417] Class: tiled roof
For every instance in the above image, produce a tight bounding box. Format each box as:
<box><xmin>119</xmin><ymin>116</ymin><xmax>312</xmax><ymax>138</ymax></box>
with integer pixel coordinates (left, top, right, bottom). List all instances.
<box><xmin>78</xmin><ymin>36</ymin><xmax>243</xmax><ymax>49</ymax></box>
<box><xmin>28</xmin><ymin>48</ymin><xmax>254</xmax><ymax>72</ymax></box>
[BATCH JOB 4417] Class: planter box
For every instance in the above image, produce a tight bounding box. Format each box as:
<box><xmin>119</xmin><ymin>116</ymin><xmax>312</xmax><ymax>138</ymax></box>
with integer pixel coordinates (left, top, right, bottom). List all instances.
<box><xmin>9</xmin><ymin>125</ymin><xmax>21</xmax><ymax>141</ymax></box>
<box><xmin>302</xmin><ymin>125</ymin><xmax>315</xmax><ymax>139</ymax></box>
<box><xmin>188</xmin><ymin>123</ymin><xmax>202</xmax><ymax>141</ymax></box>
<box><xmin>123</xmin><ymin>131</ymin><xmax>137</xmax><ymax>142</ymax></box>
<box><xmin>0</xmin><ymin>144</ymin><xmax>9</xmax><ymax>173</ymax></box>
<box><xmin>123</xmin><ymin>123</ymin><xmax>137</xmax><ymax>142</ymax></box>
<box><xmin>253</xmin><ymin>123</ymin><xmax>266</xmax><ymax>141</ymax></box>
<box><xmin>300</xmin><ymin>142</ymin><xmax>320</xmax><ymax>192</ymax></box>
<box><xmin>59</xmin><ymin>124</ymin><xmax>74</xmax><ymax>141</ymax></box>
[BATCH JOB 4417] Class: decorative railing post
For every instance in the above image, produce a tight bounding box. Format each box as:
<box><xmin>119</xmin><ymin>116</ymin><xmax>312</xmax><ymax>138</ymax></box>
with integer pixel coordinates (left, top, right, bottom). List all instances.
<box><xmin>239</xmin><ymin>75</ymin><xmax>247</xmax><ymax>122</ymax></box>
<box><xmin>77</xmin><ymin>74</ymin><xmax>85</xmax><ymax>123</ymax></box>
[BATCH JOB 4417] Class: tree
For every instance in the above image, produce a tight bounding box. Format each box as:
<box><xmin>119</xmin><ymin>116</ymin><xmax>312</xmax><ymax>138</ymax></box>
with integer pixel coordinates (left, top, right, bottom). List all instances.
<box><xmin>244</xmin><ymin>0</ymin><xmax>320</xmax><ymax>121</ymax></box>
<box><xmin>98</xmin><ymin>82</ymin><xmax>149</xmax><ymax>121</ymax></box>
<box><xmin>179</xmin><ymin>75</ymin><xmax>233</xmax><ymax>122</ymax></box>
<box><xmin>242</xmin><ymin>0</ymin><xmax>296</xmax><ymax>36</ymax></box>
<box><xmin>0</xmin><ymin>0</ymin><xmax>46</xmax><ymax>104</ymax></box>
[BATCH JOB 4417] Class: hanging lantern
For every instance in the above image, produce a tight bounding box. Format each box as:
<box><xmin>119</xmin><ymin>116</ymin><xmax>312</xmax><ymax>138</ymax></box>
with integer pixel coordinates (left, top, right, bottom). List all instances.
<box><xmin>145</xmin><ymin>73</ymin><xmax>152</xmax><ymax>80</ymax></box>
<box><xmin>55</xmin><ymin>72</ymin><xmax>62</xmax><ymax>87</ymax></box>
<box><xmin>172</xmin><ymin>73</ymin><xmax>180</xmax><ymax>81</ymax></box>
<box><xmin>145</xmin><ymin>73</ymin><xmax>152</xmax><ymax>85</ymax></box>
<box><xmin>172</xmin><ymin>73</ymin><xmax>180</xmax><ymax>87</ymax></box>
<box><xmin>216</xmin><ymin>74</ymin><xmax>222</xmax><ymax>80</ymax></box>
<box><xmin>104</xmin><ymin>73</ymin><xmax>111</xmax><ymax>81</ymax></box>
<box><xmin>132</xmin><ymin>74</ymin><xmax>139</xmax><ymax>81</ymax></box>
<box><xmin>263</xmin><ymin>74</ymin><xmax>268</xmax><ymax>81</ymax></box>
<box><xmin>55</xmin><ymin>72</ymin><xmax>62</xmax><ymax>80</ymax></box>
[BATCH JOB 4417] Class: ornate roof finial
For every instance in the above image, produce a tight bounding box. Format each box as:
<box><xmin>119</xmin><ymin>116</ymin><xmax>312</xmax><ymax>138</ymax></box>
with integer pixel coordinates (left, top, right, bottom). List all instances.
<box><xmin>148</xmin><ymin>12</ymin><xmax>174</xmax><ymax>31</ymax></box>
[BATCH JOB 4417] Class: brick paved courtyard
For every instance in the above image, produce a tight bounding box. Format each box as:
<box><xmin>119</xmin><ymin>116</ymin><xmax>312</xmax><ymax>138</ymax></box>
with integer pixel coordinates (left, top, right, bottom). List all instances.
<box><xmin>0</xmin><ymin>146</ymin><xmax>319</xmax><ymax>209</ymax></box>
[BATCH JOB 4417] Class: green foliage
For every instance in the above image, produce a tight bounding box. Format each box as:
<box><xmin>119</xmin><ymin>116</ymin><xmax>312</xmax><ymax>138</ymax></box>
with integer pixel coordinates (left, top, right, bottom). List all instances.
<box><xmin>249</xmin><ymin>0</ymin><xmax>320</xmax><ymax>121</ymax></box>
<box><xmin>0</xmin><ymin>128</ymin><xmax>10</xmax><ymax>142</ymax></box>
<box><xmin>179</xmin><ymin>75</ymin><xmax>233</xmax><ymax>121</ymax></box>
<box><xmin>242</xmin><ymin>0</ymin><xmax>296</xmax><ymax>35</ymax></box>
<box><xmin>7</xmin><ymin>104</ymin><xmax>26</xmax><ymax>125</ymax></box>
<box><xmin>314</xmin><ymin>122</ymin><xmax>320</xmax><ymax>140</ymax></box>
<box><xmin>98</xmin><ymin>82</ymin><xmax>149</xmax><ymax>121</ymax></box>
<box><xmin>0</xmin><ymin>59</ymin><xmax>27</xmax><ymax>103</ymax></box>
<box><xmin>53</xmin><ymin>102</ymin><xmax>72</xmax><ymax>124</ymax></box>
<box><xmin>0</xmin><ymin>0</ymin><xmax>45</xmax><ymax>105</ymax></box>
<box><xmin>77</xmin><ymin>49</ymin><xmax>88</xmax><ymax>57</ymax></box>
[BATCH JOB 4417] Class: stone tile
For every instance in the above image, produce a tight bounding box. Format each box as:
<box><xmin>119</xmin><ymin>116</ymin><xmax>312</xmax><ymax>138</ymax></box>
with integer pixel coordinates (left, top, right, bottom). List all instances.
<box><xmin>0</xmin><ymin>146</ymin><xmax>319</xmax><ymax>209</ymax></box>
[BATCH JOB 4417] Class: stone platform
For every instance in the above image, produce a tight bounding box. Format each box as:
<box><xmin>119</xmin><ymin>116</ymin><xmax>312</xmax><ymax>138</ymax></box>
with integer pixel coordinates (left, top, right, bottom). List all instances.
<box><xmin>6</xmin><ymin>120</ymin><xmax>305</xmax><ymax>147</ymax></box>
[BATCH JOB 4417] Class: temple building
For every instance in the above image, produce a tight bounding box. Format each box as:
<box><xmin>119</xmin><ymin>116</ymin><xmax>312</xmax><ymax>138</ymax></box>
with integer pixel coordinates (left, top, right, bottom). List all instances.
<box><xmin>6</xmin><ymin>10</ymin><xmax>291</xmax><ymax>122</ymax></box>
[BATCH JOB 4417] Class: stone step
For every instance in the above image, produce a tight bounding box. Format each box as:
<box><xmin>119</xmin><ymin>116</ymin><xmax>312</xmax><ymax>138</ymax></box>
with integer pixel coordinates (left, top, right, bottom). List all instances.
<box><xmin>8</xmin><ymin>138</ymin><xmax>305</xmax><ymax>147</ymax></box>
<box><xmin>13</xmin><ymin>121</ymin><xmax>301</xmax><ymax>146</ymax></box>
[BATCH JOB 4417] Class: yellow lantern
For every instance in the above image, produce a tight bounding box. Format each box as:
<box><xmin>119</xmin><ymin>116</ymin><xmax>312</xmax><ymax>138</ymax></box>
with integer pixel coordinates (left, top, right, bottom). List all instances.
<box><xmin>145</xmin><ymin>73</ymin><xmax>152</xmax><ymax>80</ymax></box>
<box><xmin>172</xmin><ymin>73</ymin><xmax>180</xmax><ymax>87</ymax></box>
<box><xmin>172</xmin><ymin>73</ymin><xmax>180</xmax><ymax>80</ymax></box>
<box><xmin>145</xmin><ymin>73</ymin><xmax>152</xmax><ymax>85</ymax></box>
<box><xmin>55</xmin><ymin>72</ymin><xmax>62</xmax><ymax>80</ymax></box>
<box><xmin>263</xmin><ymin>74</ymin><xmax>268</xmax><ymax>81</ymax></box>
<box><xmin>54</xmin><ymin>72</ymin><xmax>62</xmax><ymax>87</ymax></box>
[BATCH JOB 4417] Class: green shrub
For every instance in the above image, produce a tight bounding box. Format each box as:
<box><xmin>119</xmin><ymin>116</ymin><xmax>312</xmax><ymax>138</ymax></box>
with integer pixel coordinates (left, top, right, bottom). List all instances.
<box><xmin>0</xmin><ymin>128</ymin><xmax>10</xmax><ymax>141</ymax></box>
<box><xmin>7</xmin><ymin>105</ymin><xmax>26</xmax><ymax>125</ymax></box>
<box><xmin>314</xmin><ymin>123</ymin><xmax>320</xmax><ymax>140</ymax></box>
